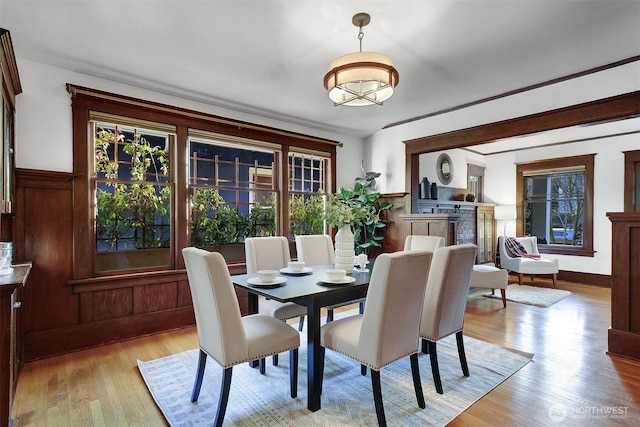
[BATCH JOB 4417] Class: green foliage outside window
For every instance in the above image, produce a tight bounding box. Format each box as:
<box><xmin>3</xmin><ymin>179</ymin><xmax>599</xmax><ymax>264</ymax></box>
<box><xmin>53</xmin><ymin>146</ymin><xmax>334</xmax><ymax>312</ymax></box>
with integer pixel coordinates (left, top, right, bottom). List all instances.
<box><xmin>95</xmin><ymin>128</ymin><xmax>170</xmax><ymax>251</ymax></box>
<box><xmin>289</xmin><ymin>193</ymin><xmax>325</xmax><ymax>237</ymax></box>
<box><xmin>190</xmin><ymin>188</ymin><xmax>276</xmax><ymax>246</ymax></box>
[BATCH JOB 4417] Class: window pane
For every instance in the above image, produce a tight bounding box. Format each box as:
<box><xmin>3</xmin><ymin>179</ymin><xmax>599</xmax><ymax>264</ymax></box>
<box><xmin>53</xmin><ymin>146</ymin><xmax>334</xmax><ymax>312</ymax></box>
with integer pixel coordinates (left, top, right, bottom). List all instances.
<box><xmin>288</xmin><ymin>152</ymin><xmax>329</xmax><ymax>238</ymax></box>
<box><xmin>189</xmin><ymin>138</ymin><xmax>277</xmax><ymax>259</ymax></box>
<box><xmin>524</xmin><ymin>170</ymin><xmax>584</xmax><ymax>246</ymax></box>
<box><xmin>93</xmin><ymin>123</ymin><xmax>172</xmax><ymax>272</ymax></box>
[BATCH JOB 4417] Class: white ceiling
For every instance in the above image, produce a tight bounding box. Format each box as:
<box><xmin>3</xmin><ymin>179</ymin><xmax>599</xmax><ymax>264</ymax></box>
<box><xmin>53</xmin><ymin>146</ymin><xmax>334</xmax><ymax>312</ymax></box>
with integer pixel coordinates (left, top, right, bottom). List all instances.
<box><xmin>1</xmin><ymin>0</ymin><xmax>639</xmax><ymax>141</ymax></box>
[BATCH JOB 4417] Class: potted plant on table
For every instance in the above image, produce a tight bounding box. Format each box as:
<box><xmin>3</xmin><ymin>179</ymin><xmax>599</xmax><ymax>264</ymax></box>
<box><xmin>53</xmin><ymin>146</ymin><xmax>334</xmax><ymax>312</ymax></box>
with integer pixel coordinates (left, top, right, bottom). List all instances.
<box><xmin>324</xmin><ymin>166</ymin><xmax>393</xmax><ymax>270</ymax></box>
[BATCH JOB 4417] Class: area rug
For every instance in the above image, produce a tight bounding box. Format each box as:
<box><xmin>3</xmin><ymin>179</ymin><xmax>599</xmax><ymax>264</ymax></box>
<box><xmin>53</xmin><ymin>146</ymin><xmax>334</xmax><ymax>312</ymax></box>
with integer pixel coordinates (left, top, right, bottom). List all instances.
<box><xmin>138</xmin><ymin>327</ymin><xmax>532</xmax><ymax>426</ymax></box>
<box><xmin>484</xmin><ymin>284</ymin><xmax>571</xmax><ymax>308</ymax></box>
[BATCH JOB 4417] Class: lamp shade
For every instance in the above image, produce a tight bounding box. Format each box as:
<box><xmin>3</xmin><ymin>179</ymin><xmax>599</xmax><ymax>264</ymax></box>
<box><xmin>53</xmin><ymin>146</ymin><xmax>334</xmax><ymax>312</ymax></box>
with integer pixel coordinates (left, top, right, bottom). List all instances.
<box><xmin>324</xmin><ymin>53</ymin><xmax>399</xmax><ymax>106</ymax></box>
<box><xmin>494</xmin><ymin>205</ymin><xmax>517</xmax><ymax>220</ymax></box>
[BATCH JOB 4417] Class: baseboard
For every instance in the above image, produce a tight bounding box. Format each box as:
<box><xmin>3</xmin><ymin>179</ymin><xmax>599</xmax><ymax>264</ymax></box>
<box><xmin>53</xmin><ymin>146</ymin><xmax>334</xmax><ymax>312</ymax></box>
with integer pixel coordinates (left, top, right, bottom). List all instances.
<box><xmin>557</xmin><ymin>270</ymin><xmax>611</xmax><ymax>287</ymax></box>
<box><xmin>504</xmin><ymin>269</ymin><xmax>610</xmax><ymax>287</ymax></box>
<box><xmin>23</xmin><ymin>307</ymin><xmax>195</xmax><ymax>362</ymax></box>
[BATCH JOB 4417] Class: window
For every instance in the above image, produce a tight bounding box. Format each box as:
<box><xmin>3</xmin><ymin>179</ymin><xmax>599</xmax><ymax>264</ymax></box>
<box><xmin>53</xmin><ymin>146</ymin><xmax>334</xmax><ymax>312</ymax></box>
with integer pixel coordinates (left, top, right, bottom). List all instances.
<box><xmin>92</xmin><ymin>121</ymin><xmax>174</xmax><ymax>272</ymax></box>
<box><xmin>188</xmin><ymin>135</ymin><xmax>278</xmax><ymax>262</ymax></box>
<box><xmin>516</xmin><ymin>155</ymin><xmax>594</xmax><ymax>256</ymax></box>
<box><xmin>69</xmin><ymin>84</ymin><xmax>338</xmax><ymax>279</ymax></box>
<box><xmin>288</xmin><ymin>151</ymin><xmax>330</xmax><ymax>238</ymax></box>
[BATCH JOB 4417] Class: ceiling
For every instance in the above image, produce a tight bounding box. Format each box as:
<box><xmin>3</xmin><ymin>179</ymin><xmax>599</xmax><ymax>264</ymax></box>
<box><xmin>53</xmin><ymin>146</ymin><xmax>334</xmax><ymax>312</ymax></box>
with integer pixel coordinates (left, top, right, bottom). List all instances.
<box><xmin>1</xmin><ymin>1</ymin><xmax>639</xmax><ymax>140</ymax></box>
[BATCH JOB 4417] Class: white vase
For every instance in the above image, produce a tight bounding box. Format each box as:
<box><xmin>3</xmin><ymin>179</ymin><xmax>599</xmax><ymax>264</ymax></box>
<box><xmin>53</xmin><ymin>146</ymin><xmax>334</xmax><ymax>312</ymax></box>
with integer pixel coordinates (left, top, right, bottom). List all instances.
<box><xmin>334</xmin><ymin>225</ymin><xmax>355</xmax><ymax>273</ymax></box>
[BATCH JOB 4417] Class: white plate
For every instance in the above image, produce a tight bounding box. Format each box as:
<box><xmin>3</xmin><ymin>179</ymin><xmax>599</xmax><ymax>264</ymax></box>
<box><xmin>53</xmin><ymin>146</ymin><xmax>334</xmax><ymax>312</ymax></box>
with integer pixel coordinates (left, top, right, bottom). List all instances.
<box><xmin>279</xmin><ymin>267</ymin><xmax>313</xmax><ymax>275</ymax></box>
<box><xmin>247</xmin><ymin>277</ymin><xmax>287</xmax><ymax>287</ymax></box>
<box><xmin>319</xmin><ymin>276</ymin><xmax>356</xmax><ymax>285</ymax></box>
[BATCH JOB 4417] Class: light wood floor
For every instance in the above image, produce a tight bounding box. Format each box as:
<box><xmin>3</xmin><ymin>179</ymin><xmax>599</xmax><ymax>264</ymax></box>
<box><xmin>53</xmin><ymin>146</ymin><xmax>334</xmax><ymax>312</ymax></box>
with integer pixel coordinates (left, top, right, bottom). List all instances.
<box><xmin>11</xmin><ymin>280</ymin><xmax>640</xmax><ymax>426</ymax></box>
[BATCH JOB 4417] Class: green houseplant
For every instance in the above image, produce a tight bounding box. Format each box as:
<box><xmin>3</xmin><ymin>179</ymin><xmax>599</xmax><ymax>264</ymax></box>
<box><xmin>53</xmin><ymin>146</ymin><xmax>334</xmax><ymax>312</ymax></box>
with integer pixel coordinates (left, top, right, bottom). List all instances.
<box><xmin>324</xmin><ymin>166</ymin><xmax>392</xmax><ymax>254</ymax></box>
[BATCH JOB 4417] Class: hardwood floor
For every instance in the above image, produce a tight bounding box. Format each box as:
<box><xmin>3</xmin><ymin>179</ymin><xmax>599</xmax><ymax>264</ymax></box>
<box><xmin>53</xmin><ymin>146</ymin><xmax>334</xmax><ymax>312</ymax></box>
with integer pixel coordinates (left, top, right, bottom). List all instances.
<box><xmin>11</xmin><ymin>280</ymin><xmax>640</xmax><ymax>426</ymax></box>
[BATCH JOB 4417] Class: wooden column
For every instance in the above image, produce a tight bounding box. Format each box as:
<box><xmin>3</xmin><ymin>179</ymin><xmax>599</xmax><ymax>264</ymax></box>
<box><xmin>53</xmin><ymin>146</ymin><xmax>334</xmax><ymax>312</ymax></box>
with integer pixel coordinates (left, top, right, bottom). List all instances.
<box><xmin>607</xmin><ymin>212</ymin><xmax>640</xmax><ymax>361</ymax></box>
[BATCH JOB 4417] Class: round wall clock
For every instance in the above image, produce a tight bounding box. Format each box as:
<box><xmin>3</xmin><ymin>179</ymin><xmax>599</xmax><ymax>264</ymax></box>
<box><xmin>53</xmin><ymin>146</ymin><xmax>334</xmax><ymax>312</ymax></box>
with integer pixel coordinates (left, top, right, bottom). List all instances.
<box><xmin>436</xmin><ymin>153</ymin><xmax>454</xmax><ymax>185</ymax></box>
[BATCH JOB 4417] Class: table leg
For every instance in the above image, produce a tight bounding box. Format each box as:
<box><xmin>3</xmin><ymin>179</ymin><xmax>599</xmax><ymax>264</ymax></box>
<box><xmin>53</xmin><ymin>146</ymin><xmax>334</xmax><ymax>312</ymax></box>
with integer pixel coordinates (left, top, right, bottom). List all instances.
<box><xmin>248</xmin><ymin>293</ymin><xmax>260</xmax><ymax>368</ymax></box>
<box><xmin>306</xmin><ymin>302</ymin><xmax>322</xmax><ymax>412</ymax></box>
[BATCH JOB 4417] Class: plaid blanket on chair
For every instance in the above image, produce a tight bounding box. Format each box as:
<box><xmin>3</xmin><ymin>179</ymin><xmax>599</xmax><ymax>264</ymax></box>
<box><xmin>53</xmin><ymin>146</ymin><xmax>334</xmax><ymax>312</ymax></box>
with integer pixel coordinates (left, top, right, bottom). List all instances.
<box><xmin>504</xmin><ymin>236</ymin><xmax>528</xmax><ymax>257</ymax></box>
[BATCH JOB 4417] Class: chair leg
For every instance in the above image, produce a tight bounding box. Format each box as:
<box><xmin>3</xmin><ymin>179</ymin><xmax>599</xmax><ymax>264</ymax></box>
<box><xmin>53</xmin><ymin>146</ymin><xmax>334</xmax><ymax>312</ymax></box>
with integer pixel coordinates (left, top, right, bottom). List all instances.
<box><xmin>273</xmin><ymin>354</ymin><xmax>278</xmax><ymax>366</ymax></box>
<box><xmin>214</xmin><ymin>367</ymin><xmax>233</xmax><ymax>427</ymax></box>
<box><xmin>500</xmin><ymin>289</ymin><xmax>507</xmax><ymax>308</ymax></box>
<box><xmin>518</xmin><ymin>273</ymin><xmax>524</xmax><ymax>285</ymax></box>
<box><xmin>326</xmin><ymin>309</ymin><xmax>334</xmax><ymax>323</ymax></box>
<box><xmin>259</xmin><ymin>358</ymin><xmax>266</xmax><ymax>375</ymax></box>
<box><xmin>410</xmin><ymin>353</ymin><xmax>426</xmax><ymax>409</ymax></box>
<box><xmin>421</xmin><ymin>338</ymin><xmax>429</xmax><ymax>354</ymax></box>
<box><xmin>289</xmin><ymin>348</ymin><xmax>298</xmax><ymax>398</ymax></box>
<box><xmin>191</xmin><ymin>349</ymin><xmax>207</xmax><ymax>402</ymax></box>
<box><xmin>370</xmin><ymin>369</ymin><xmax>387</xmax><ymax>427</ymax></box>
<box><xmin>552</xmin><ymin>273</ymin><xmax>558</xmax><ymax>288</ymax></box>
<box><xmin>298</xmin><ymin>316</ymin><xmax>305</xmax><ymax>331</ymax></box>
<box><xmin>456</xmin><ymin>331</ymin><xmax>470</xmax><ymax>377</ymax></box>
<box><xmin>358</xmin><ymin>301</ymin><xmax>365</xmax><ymax>314</ymax></box>
<box><xmin>428</xmin><ymin>341</ymin><xmax>443</xmax><ymax>394</ymax></box>
<box><xmin>490</xmin><ymin>288</ymin><xmax>495</xmax><ymax>295</ymax></box>
<box><xmin>361</xmin><ymin>364</ymin><xmax>367</xmax><ymax>376</ymax></box>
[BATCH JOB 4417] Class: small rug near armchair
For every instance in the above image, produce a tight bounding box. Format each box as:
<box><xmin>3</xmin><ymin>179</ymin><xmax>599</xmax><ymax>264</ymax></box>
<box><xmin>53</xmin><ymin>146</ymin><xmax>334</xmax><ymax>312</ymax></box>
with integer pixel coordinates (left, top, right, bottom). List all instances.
<box><xmin>484</xmin><ymin>284</ymin><xmax>571</xmax><ymax>308</ymax></box>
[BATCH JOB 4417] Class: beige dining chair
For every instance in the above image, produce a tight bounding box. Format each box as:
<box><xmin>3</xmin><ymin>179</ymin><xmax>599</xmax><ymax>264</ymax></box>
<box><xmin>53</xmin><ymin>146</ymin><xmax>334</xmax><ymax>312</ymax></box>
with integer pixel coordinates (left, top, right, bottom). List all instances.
<box><xmin>404</xmin><ymin>235</ymin><xmax>446</xmax><ymax>253</ymax></box>
<box><xmin>182</xmin><ymin>248</ymin><xmax>300</xmax><ymax>427</ymax></box>
<box><xmin>320</xmin><ymin>250</ymin><xmax>433</xmax><ymax>427</ymax></box>
<box><xmin>295</xmin><ymin>234</ymin><xmax>365</xmax><ymax>322</ymax></box>
<box><xmin>419</xmin><ymin>244</ymin><xmax>478</xmax><ymax>394</ymax></box>
<box><xmin>245</xmin><ymin>236</ymin><xmax>306</xmax><ymax>368</ymax></box>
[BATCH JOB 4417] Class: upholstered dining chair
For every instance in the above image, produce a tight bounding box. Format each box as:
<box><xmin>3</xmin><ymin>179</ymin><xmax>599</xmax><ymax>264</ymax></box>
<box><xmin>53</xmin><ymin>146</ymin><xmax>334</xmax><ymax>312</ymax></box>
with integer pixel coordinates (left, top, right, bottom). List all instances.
<box><xmin>295</xmin><ymin>234</ymin><xmax>365</xmax><ymax>322</ymax></box>
<box><xmin>245</xmin><ymin>236</ymin><xmax>306</xmax><ymax>368</ymax></box>
<box><xmin>245</xmin><ymin>236</ymin><xmax>307</xmax><ymax>331</ymax></box>
<box><xmin>320</xmin><ymin>250</ymin><xmax>433</xmax><ymax>427</ymax></box>
<box><xmin>404</xmin><ymin>235</ymin><xmax>446</xmax><ymax>253</ymax></box>
<box><xmin>182</xmin><ymin>248</ymin><xmax>300</xmax><ymax>427</ymax></box>
<box><xmin>498</xmin><ymin>236</ymin><xmax>559</xmax><ymax>287</ymax></box>
<box><xmin>419</xmin><ymin>244</ymin><xmax>478</xmax><ymax>394</ymax></box>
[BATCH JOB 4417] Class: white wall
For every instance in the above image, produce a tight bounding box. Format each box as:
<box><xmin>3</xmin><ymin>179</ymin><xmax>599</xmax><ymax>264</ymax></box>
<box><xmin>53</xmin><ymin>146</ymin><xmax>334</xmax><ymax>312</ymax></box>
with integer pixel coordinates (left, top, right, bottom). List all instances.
<box><xmin>366</xmin><ymin>61</ymin><xmax>640</xmax><ymax>276</ymax></box>
<box><xmin>418</xmin><ymin>149</ymin><xmax>486</xmax><ymax>190</ymax></box>
<box><xmin>14</xmin><ymin>59</ymin><xmax>364</xmax><ymax>189</ymax></box>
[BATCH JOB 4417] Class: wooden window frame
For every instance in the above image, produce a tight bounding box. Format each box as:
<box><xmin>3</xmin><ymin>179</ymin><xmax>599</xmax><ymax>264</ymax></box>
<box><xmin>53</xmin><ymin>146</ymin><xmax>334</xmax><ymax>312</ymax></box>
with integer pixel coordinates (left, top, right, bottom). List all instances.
<box><xmin>68</xmin><ymin>84</ymin><xmax>338</xmax><ymax>282</ymax></box>
<box><xmin>624</xmin><ymin>149</ymin><xmax>640</xmax><ymax>212</ymax></box>
<box><xmin>516</xmin><ymin>155</ymin><xmax>595</xmax><ymax>257</ymax></box>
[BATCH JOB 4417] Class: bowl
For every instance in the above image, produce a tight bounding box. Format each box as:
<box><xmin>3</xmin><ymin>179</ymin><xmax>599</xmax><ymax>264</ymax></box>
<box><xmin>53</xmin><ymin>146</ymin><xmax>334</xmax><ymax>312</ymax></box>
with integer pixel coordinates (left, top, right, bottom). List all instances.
<box><xmin>325</xmin><ymin>269</ymin><xmax>346</xmax><ymax>282</ymax></box>
<box><xmin>257</xmin><ymin>270</ymin><xmax>278</xmax><ymax>283</ymax></box>
<box><xmin>288</xmin><ymin>261</ymin><xmax>305</xmax><ymax>272</ymax></box>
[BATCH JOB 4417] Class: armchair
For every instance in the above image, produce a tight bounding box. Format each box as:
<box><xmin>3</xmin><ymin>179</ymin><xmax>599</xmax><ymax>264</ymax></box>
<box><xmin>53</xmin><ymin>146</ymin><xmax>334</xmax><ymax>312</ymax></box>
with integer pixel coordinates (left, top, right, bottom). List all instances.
<box><xmin>498</xmin><ymin>236</ymin><xmax>558</xmax><ymax>288</ymax></box>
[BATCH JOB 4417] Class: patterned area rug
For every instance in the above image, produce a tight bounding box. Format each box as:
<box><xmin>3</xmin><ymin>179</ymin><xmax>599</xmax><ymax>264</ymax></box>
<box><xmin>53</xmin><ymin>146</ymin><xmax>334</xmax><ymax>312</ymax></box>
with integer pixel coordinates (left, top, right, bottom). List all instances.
<box><xmin>484</xmin><ymin>284</ymin><xmax>571</xmax><ymax>308</ymax></box>
<box><xmin>138</xmin><ymin>321</ymin><xmax>532</xmax><ymax>426</ymax></box>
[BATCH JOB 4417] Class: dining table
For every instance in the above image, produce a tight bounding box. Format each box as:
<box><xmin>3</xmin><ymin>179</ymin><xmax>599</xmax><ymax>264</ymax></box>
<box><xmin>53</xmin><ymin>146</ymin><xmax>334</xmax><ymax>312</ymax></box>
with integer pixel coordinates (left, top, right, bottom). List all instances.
<box><xmin>231</xmin><ymin>261</ymin><xmax>374</xmax><ymax>412</ymax></box>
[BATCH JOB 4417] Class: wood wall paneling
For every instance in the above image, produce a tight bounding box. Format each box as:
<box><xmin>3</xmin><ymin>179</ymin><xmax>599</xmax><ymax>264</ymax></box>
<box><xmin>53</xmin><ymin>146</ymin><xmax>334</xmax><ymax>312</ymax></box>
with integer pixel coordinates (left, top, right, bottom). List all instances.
<box><xmin>79</xmin><ymin>288</ymin><xmax>133</xmax><ymax>323</ymax></box>
<box><xmin>19</xmin><ymin>175</ymin><xmax>78</xmax><ymax>332</ymax></box>
<box><xmin>377</xmin><ymin>193</ymin><xmax>409</xmax><ymax>253</ymax></box>
<box><xmin>133</xmin><ymin>282</ymin><xmax>178</xmax><ymax>315</ymax></box>
<box><xmin>607</xmin><ymin>212</ymin><xmax>640</xmax><ymax>361</ymax></box>
<box><xmin>15</xmin><ymin>169</ymin><xmax>200</xmax><ymax>362</ymax></box>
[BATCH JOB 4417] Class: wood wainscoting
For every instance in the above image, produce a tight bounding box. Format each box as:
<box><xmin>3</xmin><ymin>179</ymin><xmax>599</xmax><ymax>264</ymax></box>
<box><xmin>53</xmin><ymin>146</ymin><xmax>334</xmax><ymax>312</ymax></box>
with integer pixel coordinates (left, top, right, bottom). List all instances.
<box><xmin>14</xmin><ymin>170</ymin><xmax>255</xmax><ymax>362</ymax></box>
